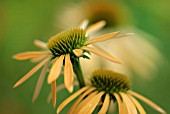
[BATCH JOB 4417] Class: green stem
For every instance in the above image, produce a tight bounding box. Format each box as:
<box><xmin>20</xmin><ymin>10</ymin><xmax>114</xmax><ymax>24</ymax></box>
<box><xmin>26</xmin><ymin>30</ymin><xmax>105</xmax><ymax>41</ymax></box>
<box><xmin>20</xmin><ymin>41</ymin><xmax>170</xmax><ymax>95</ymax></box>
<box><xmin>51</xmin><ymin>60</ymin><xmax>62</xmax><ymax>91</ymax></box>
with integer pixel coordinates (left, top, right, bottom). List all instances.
<box><xmin>72</xmin><ymin>58</ymin><xmax>85</xmax><ymax>88</ymax></box>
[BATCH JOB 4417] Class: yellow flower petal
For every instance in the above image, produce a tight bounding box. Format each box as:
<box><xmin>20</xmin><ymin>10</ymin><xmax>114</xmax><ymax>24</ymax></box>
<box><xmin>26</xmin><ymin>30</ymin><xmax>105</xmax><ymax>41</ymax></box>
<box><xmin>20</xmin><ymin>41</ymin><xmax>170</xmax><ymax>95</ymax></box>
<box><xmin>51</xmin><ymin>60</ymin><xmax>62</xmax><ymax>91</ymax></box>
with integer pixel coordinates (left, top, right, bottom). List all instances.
<box><xmin>57</xmin><ymin>86</ymin><xmax>89</xmax><ymax>114</ymax></box>
<box><xmin>47</xmin><ymin>81</ymin><xmax>79</xmax><ymax>103</ymax></box>
<box><xmin>34</xmin><ymin>39</ymin><xmax>47</xmax><ymax>49</ymax></box>
<box><xmin>114</xmin><ymin>93</ymin><xmax>124</xmax><ymax>114</ymax></box>
<box><xmin>98</xmin><ymin>94</ymin><xmax>110</xmax><ymax>114</ymax></box>
<box><xmin>85</xmin><ymin>31</ymin><xmax>120</xmax><ymax>45</ymax></box>
<box><xmin>68</xmin><ymin>87</ymin><xmax>96</xmax><ymax>114</ymax></box>
<box><xmin>48</xmin><ymin>55</ymin><xmax>64</xmax><ymax>84</ymax></box>
<box><xmin>79</xmin><ymin>19</ymin><xmax>89</xmax><ymax>30</ymax></box>
<box><xmin>120</xmin><ymin>92</ymin><xmax>137</xmax><ymax>114</ymax></box>
<box><xmin>86</xmin><ymin>20</ymin><xmax>106</xmax><ymax>36</ymax></box>
<box><xmin>82</xmin><ymin>46</ymin><xmax>121</xmax><ymax>63</ymax></box>
<box><xmin>13</xmin><ymin>57</ymin><xmax>50</xmax><ymax>88</ymax></box>
<box><xmin>78</xmin><ymin>91</ymin><xmax>104</xmax><ymax>114</ymax></box>
<box><xmin>32</xmin><ymin>61</ymin><xmax>49</xmax><ymax>102</ymax></box>
<box><xmin>128</xmin><ymin>90</ymin><xmax>166</xmax><ymax>114</ymax></box>
<box><xmin>72</xmin><ymin>91</ymin><xmax>98</xmax><ymax>113</ymax></box>
<box><xmin>128</xmin><ymin>94</ymin><xmax>146</xmax><ymax>114</ymax></box>
<box><xmin>64</xmin><ymin>54</ymin><xmax>74</xmax><ymax>93</ymax></box>
<box><xmin>30</xmin><ymin>55</ymin><xmax>48</xmax><ymax>63</ymax></box>
<box><xmin>51</xmin><ymin>81</ymin><xmax>56</xmax><ymax>107</ymax></box>
<box><xmin>13</xmin><ymin>51</ymin><xmax>50</xmax><ymax>60</ymax></box>
<box><xmin>73</xmin><ymin>49</ymin><xmax>83</xmax><ymax>57</ymax></box>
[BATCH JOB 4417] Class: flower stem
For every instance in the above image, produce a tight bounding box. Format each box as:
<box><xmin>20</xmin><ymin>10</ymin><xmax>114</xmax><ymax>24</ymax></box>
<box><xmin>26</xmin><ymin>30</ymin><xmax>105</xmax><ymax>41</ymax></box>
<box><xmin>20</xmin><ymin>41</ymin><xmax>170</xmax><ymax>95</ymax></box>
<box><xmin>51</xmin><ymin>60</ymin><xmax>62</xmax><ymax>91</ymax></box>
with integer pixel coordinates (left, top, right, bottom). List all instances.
<box><xmin>72</xmin><ymin>58</ymin><xmax>85</xmax><ymax>88</ymax></box>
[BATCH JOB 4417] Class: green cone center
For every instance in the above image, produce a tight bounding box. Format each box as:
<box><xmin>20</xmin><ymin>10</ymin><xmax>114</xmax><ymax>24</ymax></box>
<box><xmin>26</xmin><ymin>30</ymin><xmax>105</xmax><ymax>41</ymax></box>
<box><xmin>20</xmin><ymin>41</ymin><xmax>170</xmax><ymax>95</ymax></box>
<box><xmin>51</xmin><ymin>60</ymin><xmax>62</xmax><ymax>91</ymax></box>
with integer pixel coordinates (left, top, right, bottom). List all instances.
<box><xmin>47</xmin><ymin>28</ymin><xmax>88</xmax><ymax>57</ymax></box>
<box><xmin>90</xmin><ymin>69</ymin><xmax>130</xmax><ymax>94</ymax></box>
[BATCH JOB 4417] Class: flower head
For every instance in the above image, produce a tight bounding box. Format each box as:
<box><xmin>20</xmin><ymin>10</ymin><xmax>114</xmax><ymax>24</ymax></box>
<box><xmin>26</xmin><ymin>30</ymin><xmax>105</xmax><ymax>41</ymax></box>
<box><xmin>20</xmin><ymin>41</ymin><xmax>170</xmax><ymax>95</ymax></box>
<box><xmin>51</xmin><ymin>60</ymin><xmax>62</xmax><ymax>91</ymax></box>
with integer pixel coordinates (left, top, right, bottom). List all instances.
<box><xmin>13</xmin><ymin>20</ymin><xmax>122</xmax><ymax>106</ymax></box>
<box><xmin>57</xmin><ymin>69</ymin><xmax>166</xmax><ymax>114</ymax></box>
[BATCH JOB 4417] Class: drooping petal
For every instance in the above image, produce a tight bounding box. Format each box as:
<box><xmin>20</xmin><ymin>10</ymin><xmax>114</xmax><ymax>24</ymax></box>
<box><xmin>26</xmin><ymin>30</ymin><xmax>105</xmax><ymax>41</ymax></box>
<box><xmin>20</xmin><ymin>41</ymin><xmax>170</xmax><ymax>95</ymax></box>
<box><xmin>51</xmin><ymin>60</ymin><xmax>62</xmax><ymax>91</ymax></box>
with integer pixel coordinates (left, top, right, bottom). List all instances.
<box><xmin>34</xmin><ymin>39</ymin><xmax>47</xmax><ymax>49</ymax></box>
<box><xmin>47</xmin><ymin>81</ymin><xmax>79</xmax><ymax>103</ymax></box>
<box><xmin>72</xmin><ymin>91</ymin><xmax>98</xmax><ymax>113</ymax></box>
<box><xmin>78</xmin><ymin>91</ymin><xmax>104</xmax><ymax>114</ymax></box>
<box><xmin>79</xmin><ymin>19</ymin><xmax>89</xmax><ymax>30</ymax></box>
<box><xmin>120</xmin><ymin>92</ymin><xmax>137</xmax><ymax>114</ymax></box>
<box><xmin>57</xmin><ymin>86</ymin><xmax>90</xmax><ymax>114</ymax></box>
<box><xmin>128</xmin><ymin>90</ymin><xmax>166</xmax><ymax>114</ymax></box>
<box><xmin>13</xmin><ymin>57</ymin><xmax>50</xmax><ymax>88</ymax></box>
<box><xmin>64</xmin><ymin>54</ymin><xmax>74</xmax><ymax>93</ymax></box>
<box><xmin>68</xmin><ymin>87</ymin><xmax>96</xmax><ymax>114</ymax></box>
<box><xmin>113</xmin><ymin>32</ymin><xmax>135</xmax><ymax>39</ymax></box>
<box><xmin>13</xmin><ymin>51</ymin><xmax>50</xmax><ymax>60</ymax></box>
<box><xmin>128</xmin><ymin>94</ymin><xmax>146</xmax><ymax>114</ymax></box>
<box><xmin>51</xmin><ymin>81</ymin><xmax>56</xmax><ymax>107</ymax></box>
<box><xmin>73</xmin><ymin>49</ymin><xmax>84</xmax><ymax>57</ymax></box>
<box><xmin>85</xmin><ymin>31</ymin><xmax>120</xmax><ymax>45</ymax></box>
<box><xmin>108</xmin><ymin>99</ymin><xmax>116</xmax><ymax>113</ymax></box>
<box><xmin>114</xmin><ymin>93</ymin><xmax>124</xmax><ymax>114</ymax></box>
<box><xmin>82</xmin><ymin>46</ymin><xmax>121</xmax><ymax>63</ymax></box>
<box><xmin>98</xmin><ymin>94</ymin><xmax>110</xmax><ymax>114</ymax></box>
<box><xmin>30</xmin><ymin>55</ymin><xmax>48</xmax><ymax>63</ymax></box>
<box><xmin>48</xmin><ymin>55</ymin><xmax>65</xmax><ymax>84</ymax></box>
<box><xmin>86</xmin><ymin>20</ymin><xmax>106</xmax><ymax>36</ymax></box>
<box><xmin>32</xmin><ymin>61</ymin><xmax>49</xmax><ymax>102</ymax></box>
<box><xmin>122</xmin><ymin>100</ymin><xmax>129</xmax><ymax>114</ymax></box>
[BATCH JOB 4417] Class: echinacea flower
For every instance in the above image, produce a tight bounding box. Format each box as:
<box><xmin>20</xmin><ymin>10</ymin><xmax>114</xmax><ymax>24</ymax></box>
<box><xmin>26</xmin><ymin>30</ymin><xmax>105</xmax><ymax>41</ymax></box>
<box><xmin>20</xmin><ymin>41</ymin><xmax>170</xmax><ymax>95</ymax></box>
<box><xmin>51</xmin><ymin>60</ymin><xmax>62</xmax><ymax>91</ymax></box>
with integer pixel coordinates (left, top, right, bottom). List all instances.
<box><xmin>13</xmin><ymin>20</ymin><xmax>122</xmax><ymax>106</ymax></box>
<box><xmin>56</xmin><ymin>0</ymin><xmax>164</xmax><ymax>79</ymax></box>
<box><xmin>57</xmin><ymin>69</ymin><xmax>166</xmax><ymax>114</ymax></box>
<box><xmin>56</xmin><ymin>0</ymin><xmax>131</xmax><ymax>30</ymax></box>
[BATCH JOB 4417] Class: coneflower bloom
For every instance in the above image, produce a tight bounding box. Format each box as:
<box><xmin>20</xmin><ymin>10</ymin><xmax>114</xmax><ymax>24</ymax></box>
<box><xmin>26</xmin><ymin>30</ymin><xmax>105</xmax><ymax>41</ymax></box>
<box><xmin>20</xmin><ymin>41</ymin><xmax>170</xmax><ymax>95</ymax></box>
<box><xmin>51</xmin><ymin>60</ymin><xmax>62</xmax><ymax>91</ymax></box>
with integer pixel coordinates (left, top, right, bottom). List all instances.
<box><xmin>57</xmin><ymin>69</ymin><xmax>166</xmax><ymax>114</ymax></box>
<box><xmin>13</xmin><ymin>20</ymin><xmax>122</xmax><ymax>106</ymax></box>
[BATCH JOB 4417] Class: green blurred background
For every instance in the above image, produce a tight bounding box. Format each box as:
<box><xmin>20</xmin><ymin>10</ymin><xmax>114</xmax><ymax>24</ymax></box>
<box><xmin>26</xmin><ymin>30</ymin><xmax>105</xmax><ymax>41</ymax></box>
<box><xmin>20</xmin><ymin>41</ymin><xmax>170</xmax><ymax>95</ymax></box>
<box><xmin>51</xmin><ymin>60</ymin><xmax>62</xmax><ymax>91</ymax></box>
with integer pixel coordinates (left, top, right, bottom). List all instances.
<box><xmin>0</xmin><ymin>0</ymin><xmax>170</xmax><ymax>114</ymax></box>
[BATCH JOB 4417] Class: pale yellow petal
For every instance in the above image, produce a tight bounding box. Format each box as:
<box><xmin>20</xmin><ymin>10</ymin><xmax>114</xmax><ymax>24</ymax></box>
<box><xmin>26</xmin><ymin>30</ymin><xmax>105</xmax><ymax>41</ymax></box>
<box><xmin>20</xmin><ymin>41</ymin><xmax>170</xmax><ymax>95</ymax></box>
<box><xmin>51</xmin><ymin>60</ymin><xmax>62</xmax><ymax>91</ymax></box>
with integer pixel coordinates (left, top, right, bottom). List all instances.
<box><xmin>47</xmin><ymin>92</ymin><xmax>52</xmax><ymax>103</ymax></box>
<box><xmin>47</xmin><ymin>81</ymin><xmax>79</xmax><ymax>103</ymax></box>
<box><xmin>122</xmin><ymin>99</ymin><xmax>129</xmax><ymax>114</ymax></box>
<box><xmin>13</xmin><ymin>51</ymin><xmax>50</xmax><ymax>60</ymax></box>
<box><xmin>82</xmin><ymin>46</ymin><xmax>121</xmax><ymax>64</ymax></box>
<box><xmin>86</xmin><ymin>20</ymin><xmax>106</xmax><ymax>36</ymax></box>
<box><xmin>79</xmin><ymin>92</ymin><xmax>104</xmax><ymax>114</ymax></box>
<box><xmin>73</xmin><ymin>91</ymin><xmax>98</xmax><ymax>114</ymax></box>
<box><xmin>32</xmin><ymin>61</ymin><xmax>49</xmax><ymax>102</ymax></box>
<box><xmin>128</xmin><ymin>90</ymin><xmax>166</xmax><ymax>114</ymax></box>
<box><xmin>120</xmin><ymin>92</ymin><xmax>137</xmax><ymax>114</ymax></box>
<box><xmin>128</xmin><ymin>94</ymin><xmax>146</xmax><ymax>114</ymax></box>
<box><xmin>51</xmin><ymin>81</ymin><xmax>56</xmax><ymax>107</ymax></box>
<box><xmin>30</xmin><ymin>55</ymin><xmax>49</xmax><ymax>63</ymax></box>
<box><xmin>68</xmin><ymin>87</ymin><xmax>96</xmax><ymax>114</ymax></box>
<box><xmin>34</xmin><ymin>39</ymin><xmax>47</xmax><ymax>49</ymax></box>
<box><xmin>98</xmin><ymin>94</ymin><xmax>110</xmax><ymax>114</ymax></box>
<box><xmin>57</xmin><ymin>86</ymin><xmax>89</xmax><ymax>114</ymax></box>
<box><xmin>79</xmin><ymin>19</ymin><xmax>89</xmax><ymax>30</ymax></box>
<box><xmin>64</xmin><ymin>54</ymin><xmax>74</xmax><ymax>93</ymax></box>
<box><xmin>13</xmin><ymin>57</ymin><xmax>50</xmax><ymax>88</ymax></box>
<box><xmin>73</xmin><ymin>49</ymin><xmax>84</xmax><ymax>57</ymax></box>
<box><xmin>85</xmin><ymin>31</ymin><xmax>120</xmax><ymax>45</ymax></box>
<box><xmin>114</xmin><ymin>93</ymin><xmax>124</xmax><ymax>114</ymax></box>
<box><xmin>48</xmin><ymin>55</ymin><xmax>64</xmax><ymax>84</ymax></box>
<box><xmin>108</xmin><ymin>99</ymin><xmax>116</xmax><ymax>113</ymax></box>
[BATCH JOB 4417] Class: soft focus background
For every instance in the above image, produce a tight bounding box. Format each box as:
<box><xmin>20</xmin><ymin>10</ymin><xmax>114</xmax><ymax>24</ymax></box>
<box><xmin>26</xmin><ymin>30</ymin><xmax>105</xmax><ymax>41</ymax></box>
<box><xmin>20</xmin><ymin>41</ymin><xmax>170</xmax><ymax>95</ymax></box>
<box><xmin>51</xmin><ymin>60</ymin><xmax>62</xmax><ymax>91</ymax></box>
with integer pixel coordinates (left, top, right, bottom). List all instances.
<box><xmin>0</xmin><ymin>0</ymin><xmax>170</xmax><ymax>114</ymax></box>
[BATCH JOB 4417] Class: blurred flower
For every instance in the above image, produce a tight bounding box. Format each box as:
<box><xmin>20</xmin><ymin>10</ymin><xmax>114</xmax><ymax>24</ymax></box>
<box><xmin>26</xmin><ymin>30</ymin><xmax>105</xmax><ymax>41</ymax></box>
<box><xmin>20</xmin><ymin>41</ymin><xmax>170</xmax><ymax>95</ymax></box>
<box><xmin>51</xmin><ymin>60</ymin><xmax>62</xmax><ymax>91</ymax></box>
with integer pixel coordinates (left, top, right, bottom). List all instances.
<box><xmin>56</xmin><ymin>0</ymin><xmax>164</xmax><ymax>79</ymax></box>
<box><xmin>56</xmin><ymin>0</ymin><xmax>132</xmax><ymax>30</ymax></box>
<box><xmin>57</xmin><ymin>69</ymin><xmax>166</xmax><ymax>114</ymax></box>
<box><xmin>13</xmin><ymin>20</ymin><xmax>123</xmax><ymax>106</ymax></box>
